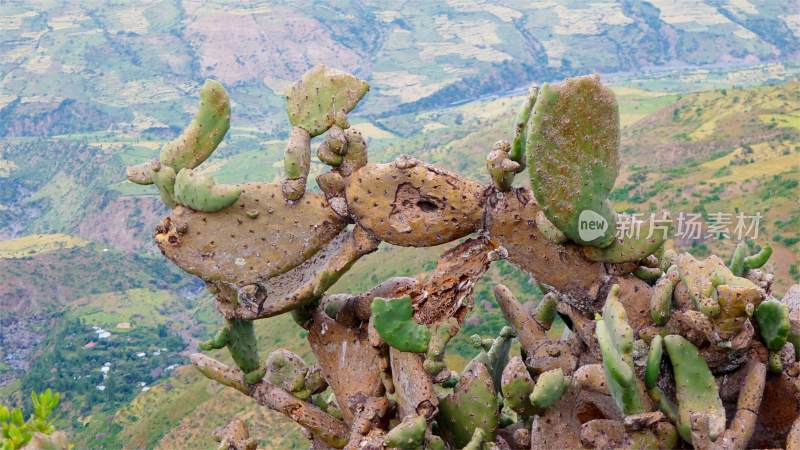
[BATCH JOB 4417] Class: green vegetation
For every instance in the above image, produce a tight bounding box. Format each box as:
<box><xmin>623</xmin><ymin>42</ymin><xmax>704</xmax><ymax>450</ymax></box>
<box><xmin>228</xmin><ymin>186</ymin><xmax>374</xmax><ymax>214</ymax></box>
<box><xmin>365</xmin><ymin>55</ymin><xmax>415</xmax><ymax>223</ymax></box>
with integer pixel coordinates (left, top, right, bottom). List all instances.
<box><xmin>1</xmin><ymin>389</ymin><xmax>66</xmax><ymax>450</ymax></box>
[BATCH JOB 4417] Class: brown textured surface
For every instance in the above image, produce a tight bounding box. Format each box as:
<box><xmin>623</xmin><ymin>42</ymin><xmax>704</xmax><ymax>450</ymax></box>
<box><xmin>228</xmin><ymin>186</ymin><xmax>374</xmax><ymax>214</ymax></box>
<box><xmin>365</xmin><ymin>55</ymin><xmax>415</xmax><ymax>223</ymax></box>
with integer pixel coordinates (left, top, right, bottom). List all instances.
<box><xmin>307</xmin><ymin>307</ymin><xmax>385</xmax><ymax>425</ymax></box>
<box><xmin>345</xmin><ymin>157</ymin><xmax>485</xmax><ymax>246</ymax></box>
<box><xmin>530</xmin><ymin>384</ymin><xmax>583</xmax><ymax>450</ymax></box>
<box><xmin>155</xmin><ymin>183</ymin><xmax>345</xmax><ymax>286</ymax></box>
<box><xmin>389</xmin><ymin>348</ymin><xmax>437</xmax><ymax>419</ymax></box>
<box><xmin>750</xmin><ymin>372</ymin><xmax>800</xmax><ymax>448</ymax></box>
<box><xmin>485</xmin><ymin>186</ymin><xmax>652</xmax><ymax>330</ymax></box>
<box><xmin>215</xmin><ymin>227</ymin><xmax>379</xmax><ymax>320</ymax></box>
<box><xmin>413</xmin><ymin>236</ymin><xmax>497</xmax><ymax>325</ymax></box>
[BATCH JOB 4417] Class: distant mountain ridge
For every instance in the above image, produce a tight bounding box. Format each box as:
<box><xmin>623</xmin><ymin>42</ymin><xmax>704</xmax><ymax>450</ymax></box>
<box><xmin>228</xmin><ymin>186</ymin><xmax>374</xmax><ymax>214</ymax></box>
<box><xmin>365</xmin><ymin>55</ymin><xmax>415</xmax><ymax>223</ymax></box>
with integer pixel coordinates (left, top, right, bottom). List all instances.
<box><xmin>1</xmin><ymin>0</ymin><xmax>799</xmax><ymax>134</ymax></box>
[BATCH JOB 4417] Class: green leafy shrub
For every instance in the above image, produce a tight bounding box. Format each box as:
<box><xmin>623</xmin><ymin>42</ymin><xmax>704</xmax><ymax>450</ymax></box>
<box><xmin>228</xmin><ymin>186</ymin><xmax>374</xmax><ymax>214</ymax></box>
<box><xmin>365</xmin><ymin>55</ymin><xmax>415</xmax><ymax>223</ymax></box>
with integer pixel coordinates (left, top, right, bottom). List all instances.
<box><xmin>1</xmin><ymin>389</ymin><xmax>66</xmax><ymax>450</ymax></box>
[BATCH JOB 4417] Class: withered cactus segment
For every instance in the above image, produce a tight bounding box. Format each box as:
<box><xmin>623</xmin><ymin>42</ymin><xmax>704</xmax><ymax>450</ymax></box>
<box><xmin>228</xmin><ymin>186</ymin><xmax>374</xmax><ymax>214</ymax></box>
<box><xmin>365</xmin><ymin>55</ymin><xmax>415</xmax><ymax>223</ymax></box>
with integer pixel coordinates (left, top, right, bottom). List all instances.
<box><xmin>215</xmin><ymin>227</ymin><xmax>379</xmax><ymax>320</ymax></box>
<box><xmin>346</xmin><ymin>157</ymin><xmax>484</xmax><ymax>247</ymax></box>
<box><xmin>191</xmin><ymin>353</ymin><xmax>349</xmax><ymax>448</ymax></box>
<box><xmin>212</xmin><ymin>419</ymin><xmax>257</xmax><ymax>450</ymax></box>
<box><xmin>154</xmin><ymin>183</ymin><xmax>345</xmax><ymax>287</ymax></box>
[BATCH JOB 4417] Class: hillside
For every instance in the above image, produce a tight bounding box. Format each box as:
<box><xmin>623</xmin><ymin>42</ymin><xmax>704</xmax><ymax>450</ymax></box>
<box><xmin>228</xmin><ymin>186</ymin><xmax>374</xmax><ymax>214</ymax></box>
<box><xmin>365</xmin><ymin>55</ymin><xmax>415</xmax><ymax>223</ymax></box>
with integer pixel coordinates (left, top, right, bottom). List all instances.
<box><xmin>1</xmin><ymin>0</ymin><xmax>800</xmax><ymax>140</ymax></box>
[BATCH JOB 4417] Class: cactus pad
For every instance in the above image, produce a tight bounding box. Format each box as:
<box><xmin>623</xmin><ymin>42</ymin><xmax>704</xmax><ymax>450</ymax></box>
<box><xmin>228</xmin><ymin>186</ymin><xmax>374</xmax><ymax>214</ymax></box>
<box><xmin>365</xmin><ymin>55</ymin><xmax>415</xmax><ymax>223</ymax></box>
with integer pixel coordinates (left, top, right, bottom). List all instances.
<box><xmin>371</xmin><ymin>296</ymin><xmax>431</xmax><ymax>353</ymax></box>
<box><xmin>285</xmin><ymin>65</ymin><xmax>369</xmax><ymax>137</ymax></box>
<box><xmin>529</xmin><ymin>368</ymin><xmax>568</xmax><ymax>411</ymax></box>
<box><xmin>754</xmin><ymin>298</ymin><xmax>790</xmax><ymax>351</ymax></box>
<box><xmin>384</xmin><ymin>415</ymin><xmax>426</xmax><ymax>449</ymax></box>
<box><xmin>596</xmin><ymin>284</ymin><xmax>646</xmax><ymax>415</ymax></box>
<box><xmin>527</xmin><ymin>75</ymin><xmax>620</xmax><ymax>247</ymax></box>
<box><xmin>501</xmin><ymin>356</ymin><xmax>536</xmax><ymax>416</ymax></box>
<box><xmin>437</xmin><ymin>361</ymin><xmax>498</xmax><ymax>448</ymax></box>
<box><xmin>155</xmin><ymin>183</ymin><xmax>345</xmax><ymax>286</ymax></box>
<box><xmin>174</xmin><ymin>168</ymin><xmax>240</xmax><ymax>213</ymax></box>
<box><xmin>663</xmin><ymin>334</ymin><xmax>725</xmax><ymax>443</ymax></box>
<box><xmin>582</xmin><ymin>215</ymin><xmax>670</xmax><ymax>263</ymax></box>
<box><xmin>199</xmin><ymin>319</ymin><xmax>263</xmax><ymax>384</ymax></box>
<box><xmin>345</xmin><ymin>159</ymin><xmax>484</xmax><ymax>246</ymax></box>
<box><xmin>160</xmin><ymin>79</ymin><xmax>230</xmax><ymax>172</ymax></box>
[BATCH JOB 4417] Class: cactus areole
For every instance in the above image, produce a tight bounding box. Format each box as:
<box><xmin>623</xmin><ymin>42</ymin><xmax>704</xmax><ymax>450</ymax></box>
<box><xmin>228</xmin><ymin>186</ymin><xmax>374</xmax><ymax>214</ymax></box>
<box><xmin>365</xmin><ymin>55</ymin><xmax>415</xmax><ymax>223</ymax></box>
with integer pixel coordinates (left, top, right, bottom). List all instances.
<box><xmin>125</xmin><ymin>65</ymin><xmax>792</xmax><ymax>449</ymax></box>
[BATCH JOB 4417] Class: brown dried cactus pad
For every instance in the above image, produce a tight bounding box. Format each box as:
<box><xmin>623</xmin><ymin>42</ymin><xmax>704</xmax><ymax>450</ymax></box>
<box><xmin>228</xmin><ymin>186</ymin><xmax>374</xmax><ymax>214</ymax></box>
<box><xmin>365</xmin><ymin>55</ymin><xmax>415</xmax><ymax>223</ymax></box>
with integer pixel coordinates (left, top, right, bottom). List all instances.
<box><xmin>345</xmin><ymin>157</ymin><xmax>484</xmax><ymax>246</ymax></box>
<box><xmin>155</xmin><ymin>183</ymin><xmax>345</xmax><ymax>286</ymax></box>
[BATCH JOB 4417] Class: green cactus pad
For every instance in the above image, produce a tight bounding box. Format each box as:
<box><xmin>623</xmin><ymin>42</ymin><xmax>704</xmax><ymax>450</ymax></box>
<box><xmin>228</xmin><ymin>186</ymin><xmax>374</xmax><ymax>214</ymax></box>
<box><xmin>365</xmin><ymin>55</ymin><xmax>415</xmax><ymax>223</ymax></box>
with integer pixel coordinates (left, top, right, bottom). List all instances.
<box><xmin>465</xmin><ymin>326</ymin><xmax>515</xmax><ymax>392</ymax></box>
<box><xmin>650</xmin><ymin>266</ymin><xmax>679</xmax><ymax>326</ymax></box>
<box><xmin>424</xmin><ymin>318</ymin><xmax>459</xmax><ymax>376</ymax></box>
<box><xmin>596</xmin><ymin>285</ymin><xmax>646</xmax><ymax>415</ymax></box>
<box><xmin>160</xmin><ymin>79</ymin><xmax>230</xmax><ymax>172</ymax></box>
<box><xmin>634</xmin><ymin>266</ymin><xmax>663</xmax><ymax>284</ymax></box>
<box><xmin>509</xmin><ymin>85</ymin><xmax>538</xmax><ymax>168</ymax></box>
<box><xmin>644</xmin><ymin>335</ymin><xmax>663</xmax><ymax>389</ymax></box>
<box><xmin>462</xmin><ymin>428</ymin><xmax>487</xmax><ymax>450</ymax></box>
<box><xmin>500</xmin><ymin>356</ymin><xmax>535</xmax><ymax>416</ymax></box>
<box><xmin>729</xmin><ymin>242</ymin><xmax>747</xmax><ymax>276</ymax></box>
<box><xmin>535</xmin><ymin>292</ymin><xmax>559</xmax><ymax>329</ymax></box>
<box><xmin>265</xmin><ymin>349</ymin><xmax>312</xmax><ymax>399</ymax></box>
<box><xmin>437</xmin><ymin>362</ymin><xmax>498</xmax><ymax>448</ymax></box>
<box><xmin>754</xmin><ymin>298</ymin><xmax>790</xmax><ymax>351</ymax></box>
<box><xmin>200</xmin><ymin>319</ymin><xmax>262</xmax><ymax>382</ymax></box>
<box><xmin>582</xmin><ymin>217</ymin><xmax>670</xmax><ymax>263</ymax></box>
<box><xmin>527</xmin><ymin>75</ymin><xmax>620</xmax><ymax>248</ymax></box>
<box><xmin>285</xmin><ymin>65</ymin><xmax>369</xmax><ymax>137</ymax></box>
<box><xmin>663</xmin><ymin>334</ymin><xmax>725</xmax><ymax>444</ymax></box>
<box><xmin>385</xmin><ymin>415</ymin><xmax>426</xmax><ymax>449</ymax></box>
<box><xmin>174</xmin><ymin>168</ymin><xmax>240</xmax><ymax>213</ymax></box>
<box><xmin>371</xmin><ymin>296</ymin><xmax>431</xmax><ymax>353</ymax></box>
<box><xmin>151</xmin><ymin>164</ymin><xmax>177</xmax><ymax>209</ymax></box>
<box><xmin>530</xmin><ymin>368</ymin><xmax>568</xmax><ymax>411</ymax></box>
<box><xmin>744</xmin><ymin>244</ymin><xmax>772</xmax><ymax>270</ymax></box>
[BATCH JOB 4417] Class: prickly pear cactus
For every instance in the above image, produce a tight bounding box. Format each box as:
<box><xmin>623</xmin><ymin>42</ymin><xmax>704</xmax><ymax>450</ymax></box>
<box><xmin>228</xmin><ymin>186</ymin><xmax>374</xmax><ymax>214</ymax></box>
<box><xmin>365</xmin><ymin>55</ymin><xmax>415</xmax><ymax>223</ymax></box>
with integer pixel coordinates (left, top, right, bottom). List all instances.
<box><xmin>529</xmin><ymin>368</ymin><xmax>568</xmax><ymax>411</ymax></box>
<box><xmin>285</xmin><ymin>65</ymin><xmax>369</xmax><ymax>137</ymax></box>
<box><xmin>663</xmin><ymin>334</ymin><xmax>725</xmax><ymax>444</ymax></box>
<box><xmin>501</xmin><ymin>356</ymin><xmax>536</xmax><ymax>416</ymax></box>
<box><xmin>126</xmin><ymin>79</ymin><xmax>233</xmax><ymax>212</ymax></box>
<box><xmin>527</xmin><ymin>75</ymin><xmax>620</xmax><ymax>248</ymax></box>
<box><xmin>582</xmin><ymin>214</ymin><xmax>670</xmax><ymax>263</ymax></box>
<box><xmin>437</xmin><ymin>361</ymin><xmax>499</xmax><ymax>448</ymax></box>
<box><xmin>596</xmin><ymin>284</ymin><xmax>647</xmax><ymax>415</ymax></box>
<box><xmin>755</xmin><ymin>298</ymin><xmax>790</xmax><ymax>372</ymax></box>
<box><xmin>384</xmin><ymin>415</ymin><xmax>426</xmax><ymax>449</ymax></box>
<box><xmin>199</xmin><ymin>318</ymin><xmax>264</xmax><ymax>384</ymax></box>
<box><xmin>160</xmin><ymin>79</ymin><xmax>230</xmax><ymax>172</ymax></box>
<box><xmin>174</xmin><ymin>168</ymin><xmax>240</xmax><ymax>213</ymax></box>
<box><xmin>371</xmin><ymin>296</ymin><xmax>431</xmax><ymax>353</ymax></box>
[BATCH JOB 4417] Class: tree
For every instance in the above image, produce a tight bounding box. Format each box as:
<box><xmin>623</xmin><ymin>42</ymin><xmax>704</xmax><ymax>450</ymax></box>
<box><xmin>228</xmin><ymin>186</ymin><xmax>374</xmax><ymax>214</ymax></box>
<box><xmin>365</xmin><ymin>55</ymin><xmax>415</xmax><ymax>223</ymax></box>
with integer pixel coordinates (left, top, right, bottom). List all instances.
<box><xmin>127</xmin><ymin>66</ymin><xmax>800</xmax><ymax>450</ymax></box>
